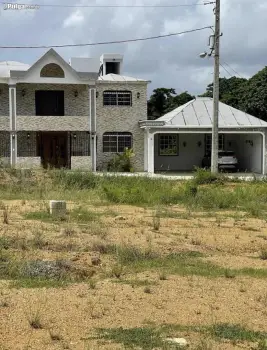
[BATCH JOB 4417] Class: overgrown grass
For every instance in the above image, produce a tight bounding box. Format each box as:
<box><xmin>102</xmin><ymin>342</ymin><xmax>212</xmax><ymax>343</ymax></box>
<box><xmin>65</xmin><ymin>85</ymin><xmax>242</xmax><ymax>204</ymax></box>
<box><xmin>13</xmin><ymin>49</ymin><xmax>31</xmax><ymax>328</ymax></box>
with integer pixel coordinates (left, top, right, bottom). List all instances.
<box><xmin>91</xmin><ymin>323</ymin><xmax>267</xmax><ymax>349</ymax></box>
<box><xmin>24</xmin><ymin>207</ymin><xmax>101</xmax><ymax>224</ymax></box>
<box><xmin>112</xmin><ymin>246</ymin><xmax>267</xmax><ymax>279</ymax></box>
<box><xmin>1</xmin><ymin>168</ymin><xmax>267</xmax><ymax>217</ymax></box>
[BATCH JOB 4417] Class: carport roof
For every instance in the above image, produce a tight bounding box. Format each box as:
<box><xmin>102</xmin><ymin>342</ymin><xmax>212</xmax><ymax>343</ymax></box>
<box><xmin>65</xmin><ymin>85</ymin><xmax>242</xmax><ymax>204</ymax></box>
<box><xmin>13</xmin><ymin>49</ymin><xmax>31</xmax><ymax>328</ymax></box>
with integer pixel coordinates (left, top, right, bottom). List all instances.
<box><xmin>140</xmin><ymin>97</ymin><xmax>267</xmax><ymax>128</ymax></box>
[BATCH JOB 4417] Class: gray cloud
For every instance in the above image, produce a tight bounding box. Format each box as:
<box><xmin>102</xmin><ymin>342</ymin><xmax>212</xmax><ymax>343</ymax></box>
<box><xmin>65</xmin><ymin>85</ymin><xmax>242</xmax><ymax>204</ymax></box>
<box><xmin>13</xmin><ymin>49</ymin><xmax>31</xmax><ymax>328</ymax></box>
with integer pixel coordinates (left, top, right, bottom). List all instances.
<box><xmin>0</xmin><ymin>0</ymin><xmax>266</xmax><ymax>95</ymax></box>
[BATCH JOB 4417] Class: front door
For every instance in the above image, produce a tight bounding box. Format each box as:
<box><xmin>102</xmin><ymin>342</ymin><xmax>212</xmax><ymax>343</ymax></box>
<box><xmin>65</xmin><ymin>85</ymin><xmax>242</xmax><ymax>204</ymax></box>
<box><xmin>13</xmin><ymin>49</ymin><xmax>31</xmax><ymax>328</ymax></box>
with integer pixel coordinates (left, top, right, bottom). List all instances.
<box><xmin>39</xmin><ymin>132</ymin><xmax>68</xmax><ymax>169</ymax></box>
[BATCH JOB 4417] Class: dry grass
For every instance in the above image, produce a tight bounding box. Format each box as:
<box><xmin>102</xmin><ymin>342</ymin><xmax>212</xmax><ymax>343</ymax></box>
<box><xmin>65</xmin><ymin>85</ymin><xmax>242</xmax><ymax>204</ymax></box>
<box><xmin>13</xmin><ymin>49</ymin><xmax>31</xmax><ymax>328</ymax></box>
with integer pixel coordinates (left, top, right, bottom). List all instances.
<box><xmin>0</xmin><ymin>172</ymin><xmax>267</xmax><ymax>349</ymax></box>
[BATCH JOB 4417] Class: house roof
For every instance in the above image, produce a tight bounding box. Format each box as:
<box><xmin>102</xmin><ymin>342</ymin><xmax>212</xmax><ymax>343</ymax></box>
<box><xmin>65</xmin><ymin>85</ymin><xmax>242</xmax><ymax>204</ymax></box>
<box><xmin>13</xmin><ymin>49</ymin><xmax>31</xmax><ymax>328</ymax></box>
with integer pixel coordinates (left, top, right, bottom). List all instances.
<box><xmin>98</xmin><ymin>73</ymin><xmax>149</xmax><ymax>83</ymax></box>
<box><xmin>0</xmin><ymin>61</ymin><xmax>30</xmax><ymax>78</ymax></box>
<box><xmin>154</xmin><ymin>97</ymin><xmax>267</xmax><ymax>128</ymax></box>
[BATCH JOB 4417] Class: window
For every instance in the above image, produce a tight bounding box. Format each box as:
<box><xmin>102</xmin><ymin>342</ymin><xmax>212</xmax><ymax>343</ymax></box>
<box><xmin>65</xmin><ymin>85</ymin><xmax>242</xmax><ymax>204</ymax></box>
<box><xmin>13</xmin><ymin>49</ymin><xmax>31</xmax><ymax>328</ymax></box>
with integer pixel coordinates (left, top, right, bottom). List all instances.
<box><xmin>103</xmin><ymin>91</ymin><xmax>132</xmax><ymax>106</ymax></box>
<box><xmin>159</xmin><ymin>134</ymin><xmax>179</xmax><ymax>156</ymax></box>
<box><xmin>103</xmin><ymin>132</ymin><xmax>132</xmax><ymax>153</ymax></box>
<box><xmin>71</xmin><ymin>132</ymin><xmax>90</xmax><ymax>156</ymax></box>
<box><xmin>40</xmin><ymin>63</ymin><xmax>65</xmax><ymax>78</ymax></box>
<box><xmin>205</xmin><ymin>134</ymin><xmax>225</xmax><ymax>154</ymax></box>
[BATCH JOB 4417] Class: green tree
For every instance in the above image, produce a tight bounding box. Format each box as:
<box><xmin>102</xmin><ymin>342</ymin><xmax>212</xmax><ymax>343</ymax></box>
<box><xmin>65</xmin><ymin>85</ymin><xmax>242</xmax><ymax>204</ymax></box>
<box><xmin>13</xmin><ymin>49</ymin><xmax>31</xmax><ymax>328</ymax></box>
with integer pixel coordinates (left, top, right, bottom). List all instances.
<box><xmin>200</xmin><ymin>77</ymin><xmax>247</xmax><ymax>109</ymax></box>
<box><xmin>147</xmin><ymin>88</ymin><xmax>194</xmax><ymax>119</ymax></box>
<box><xmin>240</xmin><ymin>67</ymin><xmax>267</xmax><ymax>121</ymax></box>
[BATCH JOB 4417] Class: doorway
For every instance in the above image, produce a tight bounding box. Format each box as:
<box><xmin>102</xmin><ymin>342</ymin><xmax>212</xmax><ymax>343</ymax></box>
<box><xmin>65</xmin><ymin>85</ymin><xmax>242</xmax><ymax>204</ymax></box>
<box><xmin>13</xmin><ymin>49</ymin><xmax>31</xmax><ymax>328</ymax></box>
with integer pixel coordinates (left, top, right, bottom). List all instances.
<box><xmin>38</xmin><ymin>132</ymin><xmax>69</xmax><ymax>169</ymax></box>
<box><xmin>35</xmin><ymin>90</ymin><xmax>64</xmax><ymax>116</ymax></box>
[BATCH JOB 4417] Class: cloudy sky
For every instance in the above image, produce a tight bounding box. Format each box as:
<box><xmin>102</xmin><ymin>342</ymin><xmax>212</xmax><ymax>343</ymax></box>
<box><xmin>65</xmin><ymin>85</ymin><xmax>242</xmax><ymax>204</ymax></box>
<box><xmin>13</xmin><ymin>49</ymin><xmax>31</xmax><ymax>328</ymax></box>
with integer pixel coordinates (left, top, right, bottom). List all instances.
<box><xmin>0</xmin><ymin>0</ymin><xmax>266</xmax><ymax>95</ymax></box>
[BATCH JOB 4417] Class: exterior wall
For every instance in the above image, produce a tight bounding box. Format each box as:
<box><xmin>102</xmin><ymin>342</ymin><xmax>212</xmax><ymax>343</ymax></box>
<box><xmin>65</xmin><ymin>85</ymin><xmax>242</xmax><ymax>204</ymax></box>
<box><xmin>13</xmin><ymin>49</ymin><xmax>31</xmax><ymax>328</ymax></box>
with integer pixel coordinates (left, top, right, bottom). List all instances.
<box><xmin>40</xmin><ymin>63</ymin><xmax>65</xmax><ymax>78</ymax></box>
<box><xmin>16</xmin><ymin>157</ymin><xmax>41</xmax><ymax>168</ymax></box>
<box><xmin>0</xmin><ymin>131</ymin><xmax>10</xmax><ymax>158</ymax></box>
<box><xmin>95</xmin><ymin>82</ymin><xmax>147</xmax><ymax>171</ymax></box>
<box><xmin>0</xmin><ymin>84</ymin><xmax>9</xmax><ymax>116</ymax></box>
<box><xmin>228</xmin><ymin>133</ymin><xmax>263</xmax><ymax>173</ymax></box>
<box><xmin>154</xmin><ymin>133</ymin><xmax>205</xmax><ymax>171</ymax></box>
<box><xmin>16</xmin><ymin>83</ymin><xmax>89</xmax><ymax>116</ymax></box>
<box><xmin>153</xmin><ymin>131</ymin><xmax>265</xmax><ymax>173</ymax></box>
<box><xmin>71</xmin><ymin>156</ymin><xmax>92</xmax><ymax>170</ymax></box>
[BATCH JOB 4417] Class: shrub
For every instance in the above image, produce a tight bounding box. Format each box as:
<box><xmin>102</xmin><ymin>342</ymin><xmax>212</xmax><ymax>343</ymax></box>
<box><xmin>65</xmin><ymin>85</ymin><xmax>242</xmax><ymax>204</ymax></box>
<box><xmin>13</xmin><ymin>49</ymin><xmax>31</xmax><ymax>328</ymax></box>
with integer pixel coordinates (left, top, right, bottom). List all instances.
<box><xmin>107</xmin><ymin>148</ymin><xmax>134</xmax><ymax>172</ymax></box>
<box><xmin>193</xmin><ymin>167</ymin><xmax>226</xmax><ymax>185</ymax></box>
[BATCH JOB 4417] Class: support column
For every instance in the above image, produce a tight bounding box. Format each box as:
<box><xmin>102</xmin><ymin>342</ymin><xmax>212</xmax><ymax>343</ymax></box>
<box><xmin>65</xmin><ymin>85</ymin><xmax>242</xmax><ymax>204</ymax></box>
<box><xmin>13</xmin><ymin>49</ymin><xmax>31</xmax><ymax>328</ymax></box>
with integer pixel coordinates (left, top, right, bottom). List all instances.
<box><xmin>9</xmin><ymin>84</ymin><xmax>17</xmax><ymax>167</ymax></box>
<box><xmin>89</xmin><ymin>87</ymin><xmax>97</xmax><ymax>172</ymax></box>
<box><xmin>144</xmin><ymin>129</ymin><xmax>148</xmax><ymax>172</ymax></box>
<box><xmin>147</xmin><ymin>131</ymin><xmax>154</xmax><ymax>174</ymax></box>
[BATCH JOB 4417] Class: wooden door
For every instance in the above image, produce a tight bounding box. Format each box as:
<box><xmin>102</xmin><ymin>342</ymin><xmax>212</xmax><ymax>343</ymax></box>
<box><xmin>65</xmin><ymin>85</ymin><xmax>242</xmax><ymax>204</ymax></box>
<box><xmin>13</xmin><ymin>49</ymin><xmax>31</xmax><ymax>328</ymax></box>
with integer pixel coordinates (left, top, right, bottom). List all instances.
<box><xmin>41</xmin><ymin>133</ymin><xmax>68</xmax><ymax>169</ymax></box>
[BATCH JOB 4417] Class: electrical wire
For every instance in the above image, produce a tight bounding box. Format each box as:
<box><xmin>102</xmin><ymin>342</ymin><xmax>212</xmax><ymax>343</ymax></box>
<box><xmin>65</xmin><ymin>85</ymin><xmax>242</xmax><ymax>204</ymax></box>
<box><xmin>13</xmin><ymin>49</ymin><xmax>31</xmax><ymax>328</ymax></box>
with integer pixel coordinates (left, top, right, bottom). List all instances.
<box><xmin>0</xmin><ymin>25</ymin><xmax>213</xmax><ymax>49</ymax></box>
<box><xmin>1</xmin><ymin>1</ymin><xmax>215</xmax><ymax>9</ymax></box>
<box><xmin>220</xmin><ymin>63</ymin><xmax>232</xmax><ymax>77</ymax></box>
<box><xmin>221</xmin><ymin>60</ymin><xmax>245</xmax><ymax>79</ymax></box>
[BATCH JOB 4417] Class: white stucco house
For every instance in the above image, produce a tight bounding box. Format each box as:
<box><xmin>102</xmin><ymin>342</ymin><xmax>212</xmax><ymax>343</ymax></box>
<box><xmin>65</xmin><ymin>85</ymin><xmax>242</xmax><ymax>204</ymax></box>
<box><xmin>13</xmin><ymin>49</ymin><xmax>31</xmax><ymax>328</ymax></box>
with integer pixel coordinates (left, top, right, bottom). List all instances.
<box><xmin>140</xmin><ymin>97</ymin><xmax>267</xmax><ymax>175</ymax></box>
<box><xmin>0</xmin><ymin>48</ymin><xmax>267</xmax><ymax>175</ymax></box>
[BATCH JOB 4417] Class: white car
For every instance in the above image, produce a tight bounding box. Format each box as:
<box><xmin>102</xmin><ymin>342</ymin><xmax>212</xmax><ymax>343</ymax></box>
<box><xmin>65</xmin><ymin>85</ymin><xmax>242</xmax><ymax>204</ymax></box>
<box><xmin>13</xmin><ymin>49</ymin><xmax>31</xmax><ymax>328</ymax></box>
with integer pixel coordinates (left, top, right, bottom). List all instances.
<box><xmin>202</xmin><ymin>150</ymin><xmax>238</xmax><ymax>172</ymax></box>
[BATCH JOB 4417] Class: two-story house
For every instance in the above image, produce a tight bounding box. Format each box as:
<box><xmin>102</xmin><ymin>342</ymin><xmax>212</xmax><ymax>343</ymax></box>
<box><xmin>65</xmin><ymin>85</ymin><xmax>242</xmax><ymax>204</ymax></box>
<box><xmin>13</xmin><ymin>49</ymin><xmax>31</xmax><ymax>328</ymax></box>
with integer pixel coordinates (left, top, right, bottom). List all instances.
<box><xmin>0</xmin><ymin>48</ymin><xmax>149</xmax><ymax>171</ymax></box>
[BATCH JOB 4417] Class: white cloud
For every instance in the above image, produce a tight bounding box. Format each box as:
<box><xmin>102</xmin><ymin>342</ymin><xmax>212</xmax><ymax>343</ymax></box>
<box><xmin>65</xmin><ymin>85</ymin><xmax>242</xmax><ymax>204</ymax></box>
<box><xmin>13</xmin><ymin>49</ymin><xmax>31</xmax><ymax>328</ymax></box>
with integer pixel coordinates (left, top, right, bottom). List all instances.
<box><xmin>63</xmin><ymin>10</ymin><xmax>84</xmax><ymax>28</ymax></box>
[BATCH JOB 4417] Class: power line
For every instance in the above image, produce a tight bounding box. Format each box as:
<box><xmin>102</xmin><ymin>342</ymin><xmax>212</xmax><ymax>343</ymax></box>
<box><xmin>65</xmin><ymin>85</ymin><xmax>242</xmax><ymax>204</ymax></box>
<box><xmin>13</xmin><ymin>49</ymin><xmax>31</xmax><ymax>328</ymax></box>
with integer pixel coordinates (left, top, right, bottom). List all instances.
<box><xmin>0</xmin><ymin>25</ymin><xmax>213</xmax><ymax>49</ymax></box>
<box><xmin>1</xmin><ymin>1</ymin><xmax>215</xmax><ymax>9</ymax></box>
<box><xmin>221</xmin><ymin>60</ymin><xmax>244</xmax><ymax>79</ymax></box>
<box><xmin>220</xmin><ymin>63</ymin><xmax>232</xmax><ymax>77</ymax></box>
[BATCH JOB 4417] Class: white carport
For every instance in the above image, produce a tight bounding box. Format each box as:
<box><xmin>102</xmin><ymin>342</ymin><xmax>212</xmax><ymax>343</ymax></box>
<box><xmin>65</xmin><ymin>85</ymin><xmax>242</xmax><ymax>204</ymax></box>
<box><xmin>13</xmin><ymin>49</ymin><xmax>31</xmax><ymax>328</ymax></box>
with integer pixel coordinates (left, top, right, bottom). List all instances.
<box><xmin>139</xmin><ymin>97</ymin><xmax>267</xmax><ymax>175</ymax></box>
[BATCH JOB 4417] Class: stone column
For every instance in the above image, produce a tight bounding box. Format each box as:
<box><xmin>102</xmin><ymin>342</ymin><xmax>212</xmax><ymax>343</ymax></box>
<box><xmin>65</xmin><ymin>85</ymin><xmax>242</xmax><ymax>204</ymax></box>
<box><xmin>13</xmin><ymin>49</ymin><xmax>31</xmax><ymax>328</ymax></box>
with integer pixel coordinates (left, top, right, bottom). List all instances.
<box><xmin>147</xmin><ymin>131</ymin><xmax>154</xmax><ymax>174</ymax></box>
<box><xmin>9</xmin><ymin>85</ymin><xmax>17</xmax><ymax>167</ymax></box>
<box><xmin>89</xmin><ymin>87</ymin><xmax>97</xmax><ymax>172</ymax></box>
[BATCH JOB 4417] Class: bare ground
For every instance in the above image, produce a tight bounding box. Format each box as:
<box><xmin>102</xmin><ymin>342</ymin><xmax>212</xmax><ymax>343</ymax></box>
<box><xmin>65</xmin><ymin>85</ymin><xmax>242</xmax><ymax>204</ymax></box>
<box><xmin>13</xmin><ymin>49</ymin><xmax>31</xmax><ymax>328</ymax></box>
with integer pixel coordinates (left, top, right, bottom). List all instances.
<box><xmin>0</xmin><ymin>201</ymin><xmax>267</xmax><ymax>349</ymax></box>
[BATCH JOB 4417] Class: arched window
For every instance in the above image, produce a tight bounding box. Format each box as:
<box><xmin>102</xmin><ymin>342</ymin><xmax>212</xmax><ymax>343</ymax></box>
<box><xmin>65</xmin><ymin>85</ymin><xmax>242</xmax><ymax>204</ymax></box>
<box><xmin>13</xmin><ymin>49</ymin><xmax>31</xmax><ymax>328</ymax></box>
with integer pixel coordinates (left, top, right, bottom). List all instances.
<box><xmin>103</xmin><ymin>91</ymin><xmax>132</xmax><ymax>106</ymax></box>
<box><xmin>103</xmin><ymin>132</ymin><xmax>132</xmax><ymax>153</ymax></box>
<box><xmin>40</xmin><ymin>63</ymin><xmax>65</xmax><ymax>78</ymax></box>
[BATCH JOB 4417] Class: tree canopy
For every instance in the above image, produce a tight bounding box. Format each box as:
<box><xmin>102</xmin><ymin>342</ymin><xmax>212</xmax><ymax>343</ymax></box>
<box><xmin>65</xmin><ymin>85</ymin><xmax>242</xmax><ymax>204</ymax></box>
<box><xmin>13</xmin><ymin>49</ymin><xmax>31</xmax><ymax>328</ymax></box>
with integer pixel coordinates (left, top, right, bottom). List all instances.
<box><xmin>147</xmin><ymin>88</ymin><xmax>194</xmax><ymax>120</ymax></box>
<box><xmin>148</xmin><ymin>66</ymin><xmax>267</xmax><ymax>122</ymax></box>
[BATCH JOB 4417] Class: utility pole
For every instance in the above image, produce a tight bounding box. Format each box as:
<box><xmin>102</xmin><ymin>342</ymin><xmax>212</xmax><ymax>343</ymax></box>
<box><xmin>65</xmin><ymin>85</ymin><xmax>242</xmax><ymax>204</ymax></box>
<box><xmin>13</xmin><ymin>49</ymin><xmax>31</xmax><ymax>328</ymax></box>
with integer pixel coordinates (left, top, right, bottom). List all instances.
<box><xmin>211</xmin><ymin>0</ymin><xmax>220</xmax><ymax>173</ymax></box>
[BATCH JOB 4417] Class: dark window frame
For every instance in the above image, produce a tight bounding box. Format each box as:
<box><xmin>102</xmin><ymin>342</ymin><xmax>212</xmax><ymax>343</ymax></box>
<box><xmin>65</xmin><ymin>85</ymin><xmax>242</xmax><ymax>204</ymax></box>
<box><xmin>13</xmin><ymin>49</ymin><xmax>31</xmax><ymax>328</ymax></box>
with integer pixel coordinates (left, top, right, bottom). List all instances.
<box><xmin>205</xmin><ymin>134</ymin><xmax>225</xmax><ymax>154</ymax></box>
<box><xmin>103</xmin><ymin>91</ymin><xmax>132</xmax><ymax>106</ymax></box>
<box><xmin>103</xmin><ymin>132</ymin><xmax>133</xmax><ymax>153</ymax></box>
<box><xmin>158</xmin><ymin>134</ymin><xmax>179</xmax><ymax>156</ymax></box>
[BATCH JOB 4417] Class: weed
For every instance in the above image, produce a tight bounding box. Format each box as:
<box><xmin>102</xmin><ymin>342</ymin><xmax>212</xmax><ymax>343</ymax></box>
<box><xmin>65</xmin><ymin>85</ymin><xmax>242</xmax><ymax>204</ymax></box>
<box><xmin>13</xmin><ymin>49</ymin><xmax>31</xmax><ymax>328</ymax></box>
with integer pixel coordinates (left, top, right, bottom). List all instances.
<box><xmin>61</xmin><ymin>227</ymin><xmax>75</xmax><ymax>237</ymax></box>
<box><xmin>144</xmin><ymin>286</ymin><xmax>152</xmax><ymax>294</ymax></box>
<box><xmin>49</xmin><ymin>330</ymin><xmax>62</xmax><ymax>341</ymax></box>
<box><xmin>28</xmin><ymin>311</ymin><xmax>43</xmax><ymax>329</ymax></box>
<box><xmin>152</xmin><ymin>212</ymin><xmax>160</xmax><ymax>231</ymax></box>
<box><xmin>92</xmin><ymin>327</ymin><xmax>163</xmax><ymax>349</ymax></box>
<box><xmin>260</xmin><ymin>249</ymin><xmax>267</xmax><ymax>260</ymax></box>
<box><xmin>224</xmin><ymin>269</ymin><xmax>236</xmax><ymax>279</ymax></box>
<box><xmin>159</xmin><ymin>271</ymin><xmax>167</xmax><ymax>281</ymax></box>
<box><xmin>191</xmin><ymin>238</ymin><xmax>202</xmax><ymax>246</ymax></box>
<box><xmin>31</xmin><ymin>231</ymin><xmax>48</xmax><ymax>249</ymax></box>
<box><xmin>111</xmin><ymin>263</ymin><xmax>123</xmax><ymax>279</ymax></box>
<box><xmin>257</xmin><ymin>340</ymin><xmax>267</xmax><ymax>350</ymax></box>
<box><xmin>88</xmin><ymin>279</ymin><xmax>97</xmax><ymax>289</ymax></box>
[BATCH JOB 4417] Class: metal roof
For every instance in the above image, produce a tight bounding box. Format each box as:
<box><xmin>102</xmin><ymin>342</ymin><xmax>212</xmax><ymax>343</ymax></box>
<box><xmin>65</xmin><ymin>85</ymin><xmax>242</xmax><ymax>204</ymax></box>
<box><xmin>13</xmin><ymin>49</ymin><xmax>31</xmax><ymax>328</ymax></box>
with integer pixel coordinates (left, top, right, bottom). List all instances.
<box><xmin>0</xmin><ymin>61</ymin><xmax>30</xmax><ymax>78</ymax></box>
<box><xmin>98</xmin><ymin>73</ymin><xmax>149</xmax><ymax>82</ymax></box>
<box><xmin>156</xmin><ymin>97</ymin><xmax>267</xmax><ymax>128</ymax></box>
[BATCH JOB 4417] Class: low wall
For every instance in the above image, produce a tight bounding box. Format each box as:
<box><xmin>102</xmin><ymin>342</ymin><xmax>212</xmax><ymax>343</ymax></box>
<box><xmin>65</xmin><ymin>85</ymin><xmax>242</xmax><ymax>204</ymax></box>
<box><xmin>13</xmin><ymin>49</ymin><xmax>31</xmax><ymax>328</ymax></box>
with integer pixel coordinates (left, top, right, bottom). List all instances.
<box><xmin>71</xmin><ymin>156</ymin><xmax>92</xmax><ymax>170</ymax></box>
<box><xmin>16</xmin><ymin>157</ymin><xmax>41</xmax><ymax>168</ymax></box>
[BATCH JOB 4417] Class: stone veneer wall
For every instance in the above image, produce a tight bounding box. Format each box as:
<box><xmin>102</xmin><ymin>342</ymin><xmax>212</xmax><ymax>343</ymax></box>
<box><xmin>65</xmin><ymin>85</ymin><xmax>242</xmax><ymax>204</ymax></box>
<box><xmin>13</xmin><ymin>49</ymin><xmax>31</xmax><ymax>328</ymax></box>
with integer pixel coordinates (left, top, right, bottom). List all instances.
<box><xmin>71</xmin><ymin>156</ymin><xmax>92</xmax><ymax>170</ymax></box>
<box><xmin>95</xmin><ymin>82</ymin><xmax>147</xmax><ymax>172</ymax></box>
<box><xmin>40</xmin><ymin>63</ymin><xmax>65</xmax><ymax>78</ymax></box>
<box><xmin>0</xmin><ymin>131</ymin><xmax>10</xmax><ymax>157</ymax></box>
<box><xmin>0</xmin><ymin>84</ymin><xmax>9</xmax><ymax>117</ymax></box>
<box><xmin>16</xmin><ymin>157</ymin><xmax>41</xmax><ymax>168</ymax></box>
<box><xmin>16</xmin><ymin>83</ymin><xmax>89</xmax><ymax>116</ymax></box>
